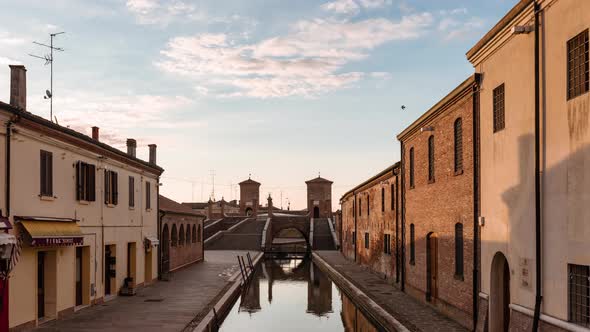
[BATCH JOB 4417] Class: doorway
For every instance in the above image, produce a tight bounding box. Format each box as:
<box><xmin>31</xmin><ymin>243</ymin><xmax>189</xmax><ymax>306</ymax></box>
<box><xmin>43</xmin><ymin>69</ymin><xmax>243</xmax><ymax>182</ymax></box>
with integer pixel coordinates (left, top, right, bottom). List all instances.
<box><xmin>313</xmin><ymin>206</ymin><xmax>320</xmax><ymax>218</ymax></box>
<box><xmin>37</xmin><ymin>252</ymin><xmax>45</xmax><ymax>319</ymax></box>
<box><xmin>76</xmin><ymin>247</ymin><xmax>83</xmax><ymax>306</ymax></box>
<box><xmin>490</xmin><ymin>252</ymin><xmax>511</xmax><ymax>332</ymax></box>
<box><xmin>37</xmin><ymin>251</ymin><xmax>56</xmax><ymax>321</ymax></box>
<box><xmin>104</xmin><ymin>245</ymin><xmax>116</xmax><ymax>296</ymax></box>
<box><xmin>162</xmin><ymin>224</ymin><xmax>170</xmax><ymax>274</ymax></box>
<box><xmin>426</xmin><ymin>232</ymin><xmax>438</xmax><ymax>302</ymax></box>
<box><xmin>145</xmin><ymin>247</ymin><xmax>153</xmax><ymax>283</ymax></box>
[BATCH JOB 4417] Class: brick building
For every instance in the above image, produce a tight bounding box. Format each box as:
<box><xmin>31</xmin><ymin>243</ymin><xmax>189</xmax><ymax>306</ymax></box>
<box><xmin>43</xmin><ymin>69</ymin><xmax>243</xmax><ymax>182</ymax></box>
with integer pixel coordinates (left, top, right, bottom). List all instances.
<box><xmin>159</xmin><ymin>195</ymin><xmax>205</xmax><ymax>274</ymax></box>
<box><xmin>239</xmin><ymin>177</ymin><xmax>260</xmax><ymax>217</ymax></box>
<box><xmin>306</xmin><ymin>176</ymin><xmax>333</xmax><ymax>218</ymax></box>
<box><xmin>340</xmin><ymin>163</ymin><xmax>400</xmax><ymax>282</ymax></box>
<box><xmin>397</xmin><ymin>75</ymin><xmax>479</xmax><ymax>329</ymax></box>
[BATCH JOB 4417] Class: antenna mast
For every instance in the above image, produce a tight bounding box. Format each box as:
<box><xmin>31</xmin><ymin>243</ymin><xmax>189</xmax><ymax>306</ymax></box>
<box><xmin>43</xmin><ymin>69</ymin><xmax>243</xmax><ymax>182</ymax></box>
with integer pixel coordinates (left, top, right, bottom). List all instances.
<box><xmin>29</xmin><ymin>32</ymin><xmax>65</xmax><ymax>122</ymax></box>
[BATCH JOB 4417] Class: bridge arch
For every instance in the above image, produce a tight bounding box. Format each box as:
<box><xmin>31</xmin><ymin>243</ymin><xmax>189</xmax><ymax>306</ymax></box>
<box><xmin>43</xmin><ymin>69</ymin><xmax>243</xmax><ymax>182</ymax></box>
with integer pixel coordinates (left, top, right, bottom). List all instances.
<box><xmin>265</xmin><ymin>216</ymin><xmax>311</xmax><ymax>253</ymax></box>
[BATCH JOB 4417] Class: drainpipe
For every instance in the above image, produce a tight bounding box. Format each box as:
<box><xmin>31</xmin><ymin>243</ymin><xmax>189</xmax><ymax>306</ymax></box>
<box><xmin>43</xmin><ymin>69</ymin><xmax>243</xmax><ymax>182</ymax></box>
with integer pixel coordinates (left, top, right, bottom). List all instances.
<box><xmin>472</xmin><ymin>74</ymin><xmax>481</xmax><ymax>330</ymax></box>
<box><xmin>532</xmin><ymin>1</ymin><xmax>543</xmax><ymax>330</ymax></box>
<box><xmin>354</xmin><ymin>193</ymin><xmax>357</xmax><ymax>263</ymax></box>
<box><xmin>157</xmin><ymin>178</ymin><xmax>162</xmax><ymax>280</ymax></box>
<box><xmin>5</xmin><ymin>120</ymin><xmax>12</xmax><ymax>218</ymax></box>
<box><xmin>394</xmin><ymin>168</ymin><xmax>399</xmax><ymax>284</ymax></box>
<box><xmin>400</xmin><ymin>142</ymin><xmax>406</xmax><ymax>292</ymax></box>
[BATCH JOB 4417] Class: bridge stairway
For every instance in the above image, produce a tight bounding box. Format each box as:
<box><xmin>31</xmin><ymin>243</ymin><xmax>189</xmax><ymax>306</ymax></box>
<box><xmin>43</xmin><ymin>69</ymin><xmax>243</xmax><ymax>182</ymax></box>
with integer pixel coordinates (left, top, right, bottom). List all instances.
<box><xmin>313</xmin><ymin>218</ymin><xmax>336</xmax><ymax>250</ymax></box>
<box><xmin>205</xmin><ymin>217</ymin><xmax>266</xmax><ymax>250</ymax></box>
<box><xmin>204</xmin><ymin>217</ymin><xmax>244</xmax><ymax>240</ymax></box>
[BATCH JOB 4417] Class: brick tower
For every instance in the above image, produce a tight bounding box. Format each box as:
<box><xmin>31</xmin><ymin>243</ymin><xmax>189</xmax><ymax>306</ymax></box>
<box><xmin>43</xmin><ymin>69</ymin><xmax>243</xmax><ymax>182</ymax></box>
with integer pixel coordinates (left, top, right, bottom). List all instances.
<box><xmin>239</xmin><ymin>176</ymin><xmax>260</xmax><ymax>217</ymax></box>
<box><xmin>306</xmin><ymin>176</ymin><xmax>333</xmax><ymax>218</ymax></box>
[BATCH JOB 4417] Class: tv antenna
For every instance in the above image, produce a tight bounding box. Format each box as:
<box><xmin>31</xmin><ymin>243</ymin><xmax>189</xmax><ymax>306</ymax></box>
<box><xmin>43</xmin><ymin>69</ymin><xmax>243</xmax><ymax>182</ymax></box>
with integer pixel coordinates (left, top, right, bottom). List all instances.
<box><xmin>28</xmin><ymin>32</ymin><xmax>65</xmax><ymax>123</ymax></box>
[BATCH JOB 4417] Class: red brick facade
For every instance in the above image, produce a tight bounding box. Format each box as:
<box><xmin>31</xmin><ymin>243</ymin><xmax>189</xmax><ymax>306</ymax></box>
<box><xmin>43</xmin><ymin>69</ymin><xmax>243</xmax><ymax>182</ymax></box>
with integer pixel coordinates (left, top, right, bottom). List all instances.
<box><xmin>340</xmin><ymin>164</ymin><xmax>400</xmax><ymax>281</ymax></box>
<box><xmin>306</xmin><ymin>177</ymin><xmax>333</xmax><ymax>218</ymax></box>
<box><xmin>398</xmin><ymin>76</ymin><xmax>477</xmax><ymax>329</ymax></box>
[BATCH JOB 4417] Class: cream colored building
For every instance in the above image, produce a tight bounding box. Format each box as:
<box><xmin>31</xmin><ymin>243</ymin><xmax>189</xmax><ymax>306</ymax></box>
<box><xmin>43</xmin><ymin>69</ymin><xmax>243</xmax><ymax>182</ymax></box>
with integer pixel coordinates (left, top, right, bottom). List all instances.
<box><xmin>467</xmin><ymin>0</ymin><xmax>590</xmax><ymax>330</ymax></box>
<box><xmin>1</xmin><ymin>65</ymin><xmax>163</xmax><ymax>330</ymax></box>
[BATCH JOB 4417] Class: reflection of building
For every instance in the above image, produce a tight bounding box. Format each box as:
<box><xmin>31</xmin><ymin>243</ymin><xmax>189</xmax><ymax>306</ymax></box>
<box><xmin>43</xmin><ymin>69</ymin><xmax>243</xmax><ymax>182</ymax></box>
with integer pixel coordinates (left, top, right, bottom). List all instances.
<box><xmin>467</xmin><ymin>1</ymin><xmax>590</xmax><ymax>330</ymax></box>
<box><xmin>3</xmin><ymin>66</ymin><xmax>162</xmax><ymax>330</ymax></box>
<box><xmin>339</xmin><ymin>291</ymin><xmax>378</xmax><ymax>332</ymax></box>
<box><xmin>307</xmin><ymin>264</ymin><xmax>332</xmax><ymax>316</ymax></box>
<box><xmin>306</xmin><ymin>176</ymin><xmax>333</xmax><ymax>218</ymax></box>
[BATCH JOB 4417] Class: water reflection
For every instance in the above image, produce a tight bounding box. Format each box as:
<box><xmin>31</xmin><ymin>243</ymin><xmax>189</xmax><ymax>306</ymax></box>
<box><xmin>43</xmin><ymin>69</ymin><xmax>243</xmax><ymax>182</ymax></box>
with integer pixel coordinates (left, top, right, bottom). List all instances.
<box><xmin>220</xmin><ymin>257</ymin><xmax>380</xmax><ymax>332</ymax></box>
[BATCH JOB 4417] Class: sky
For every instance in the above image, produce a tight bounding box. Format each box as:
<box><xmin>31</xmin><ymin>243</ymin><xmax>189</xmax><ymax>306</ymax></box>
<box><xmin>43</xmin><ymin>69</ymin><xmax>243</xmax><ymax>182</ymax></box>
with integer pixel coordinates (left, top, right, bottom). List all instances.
<box><xmin>0</xmin><ymin>0</ymin><xmax>516</xmax><ymax>211</ymax></box>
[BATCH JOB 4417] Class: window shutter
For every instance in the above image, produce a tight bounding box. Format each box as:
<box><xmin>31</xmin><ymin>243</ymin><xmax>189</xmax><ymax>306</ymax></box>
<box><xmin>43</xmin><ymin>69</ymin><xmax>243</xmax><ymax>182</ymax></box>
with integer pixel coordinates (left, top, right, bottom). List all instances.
<box><xmin>113</xmin><ymin>172</ymin><xmax>118</xmax><ymax>205</ymax></box>
<box><xmin>129</xmin><ymin>177</ymin><xmax>134</xmax><ymax>207</ymax></box>
<box><xmin>40</xmin><ymin>151</ymin><xmax>46</xmax><ymax>195</ymax></box>
<box><xmin>146</xmin><ymin>181</ymin><xmax>151</xmax><ymax>210</ymax></box>
<box><xmin>88</xmin><ymin>164</ymin><xmax>96</xmax><ymax>201</ymax></box>
<box><xmin>47</xmin><ymin>152</ymin><xmax>53</xmax><ymax>195</ymax></box>
<box><xmin>75</xmin><ymin>161</ymin><xmax>82</xmax><ymax>201</ymax></box>
<box><xmin>104</xmin><ymin>170</ymin><xmax>110</xmax><ymax>204</ymax></box>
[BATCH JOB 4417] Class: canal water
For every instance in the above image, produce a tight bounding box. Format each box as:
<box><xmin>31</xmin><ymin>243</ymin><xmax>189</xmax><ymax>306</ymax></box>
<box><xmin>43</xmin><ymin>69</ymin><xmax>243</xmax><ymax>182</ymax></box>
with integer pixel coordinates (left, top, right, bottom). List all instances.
<box><xmin>219</xmin><ymin>257</ymin><xmax>383</xmax><ymax>331</ymax></box>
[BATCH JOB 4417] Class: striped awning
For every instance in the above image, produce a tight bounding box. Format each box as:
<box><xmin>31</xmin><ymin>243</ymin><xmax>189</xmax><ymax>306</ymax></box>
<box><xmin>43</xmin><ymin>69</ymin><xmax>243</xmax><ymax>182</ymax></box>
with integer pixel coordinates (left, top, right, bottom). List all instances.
<box><xmin>19</xmin><ymin>220</ymin><xmax>83</xmax><ymax>247</ymax></box>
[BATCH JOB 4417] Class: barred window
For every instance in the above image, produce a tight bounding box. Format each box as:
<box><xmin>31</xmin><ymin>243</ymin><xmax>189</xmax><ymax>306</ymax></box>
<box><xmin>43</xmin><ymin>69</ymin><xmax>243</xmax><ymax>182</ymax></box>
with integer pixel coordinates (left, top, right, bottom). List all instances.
<box><xmin>493</xmin><ymin>84</ymin><xmax>505</xmax><ymax>133</ymax></box>
<box><xmin>428</xmin><ymin>136</ymin><xmax>435</xmax><ymax>182</ymax></box>
<box><xmin>454</xmin><ymin>118</ymin><xmax>463</xmax><ymax>173</ymax></box>
<box><xmin>455</xmin><ymin>223</ymin><xmax>464</xmax><ymax>278</ymax></box>
<box><xmin>410</xmin><ymin>224</ymin><xmax>415</xmax><ymax>265</ymax></box>
<box><xmin>569</xmin><ymin>264</ymin><xmax>590</xmax><ymax>327</ymax></box>
<box><xmin>567</xmin><ymin>29</ymin><xmax>589</xmax><ymax>100</ymax></box>
<box><xmin>409</xmin><ymin>147</ymin><xmax>415</xmax><ymax>188</ymax></box>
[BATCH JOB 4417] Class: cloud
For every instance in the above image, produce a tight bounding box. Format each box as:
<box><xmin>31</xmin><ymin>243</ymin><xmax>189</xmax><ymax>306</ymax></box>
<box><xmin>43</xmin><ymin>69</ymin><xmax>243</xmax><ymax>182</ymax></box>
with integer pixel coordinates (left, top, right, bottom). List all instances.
<box><xmin>28</xmin><ymin>91</ymin><xmax>202</xmax><ymax>147</ymax></box>
<box><xmin>0</xmin><ymin>56</ymin><xmax>21</xmax><ymax>66</ymax></box>
<box><xmin>321</xmin><ymin>0</ymin><xmax>392</xmax><ymax>15</ymax></box>
<box><xmin>126</xmin><ymin>0</ymin><xmax>206</xmax><ymax>25</ymax></box>
<box><xmin>156</xmin><ymin>13</ymin><xmax>433</xmax><ymax>98</ymax></box>
<box><xmin>0</xmin><ymin>31</ymin><xmax>26</xmax><ymax>45</ymax></box>
<box><xmin>437</xmin><ymin>8</ymin><xmax>485</xmax><ymax>41</ymax></box>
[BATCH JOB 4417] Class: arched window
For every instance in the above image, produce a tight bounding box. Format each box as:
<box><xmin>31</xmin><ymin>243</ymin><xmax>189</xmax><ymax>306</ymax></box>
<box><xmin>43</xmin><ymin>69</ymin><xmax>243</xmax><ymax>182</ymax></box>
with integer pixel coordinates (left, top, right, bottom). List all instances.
<box><xmin>428</xmin><ymin>135</ymin><xmax>435</xmax><ymax>182</ymax></box>
<box><xmin>454</xmin><ymin>118</ymin><xmax>463</xmax><ymax>173</ymax></box>
<box><xmin>455</xmin><ymin>223</ymin><xmax>464</xmax><ymax>277</ymax></box>
<box><xmin>409</xmin><ymin>147</ymin><xmax>415</xmax><ymax>188</ymax></box>
<box><xmin>197</xmin><ymin>224</ymin><xmax>202</xmax><ymax>242</ymax></box>
<box><xmin>192</xmin><ymin>224</ymin><xmax>197</xmax><ymax>243</ymax></box>
<box><xmin>179</xmin><ymin>224</ymin><xmax>185</xmax><ymax>246</ymax></box>
<box><xmin>186</xmin><ymin>225</ymin><xmax>191</xmax><ymax>245</ymax></box>
<box><xmin>162</xmin><ymin>224</ymin><xmax>169</xmax><ymax>246</ymax></box>
<box><xmin>410</xmin><ymin>224</ymin><xmax>415</xmax><ymax>265</ymax></box>
<box><xmin>381</xmin><ymin>188</ymin><xmax>385</xmax><ymax>212</ymax></box>
<box><xmin>171</xmin><ymin>224</ymin><xmax>178</xmax><ymax>247</ymax></box>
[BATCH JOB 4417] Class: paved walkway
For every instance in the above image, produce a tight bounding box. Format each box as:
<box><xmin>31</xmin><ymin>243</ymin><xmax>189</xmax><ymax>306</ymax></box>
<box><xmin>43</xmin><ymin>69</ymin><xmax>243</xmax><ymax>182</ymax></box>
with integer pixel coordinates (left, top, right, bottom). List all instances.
<box><xmin>314</xmin><ymin>251</ymin><xmax>468</xmax><ymax>332</ymax></box>
<box><xmin>35</xmin><ymin>251</ymin><xmax>260</xmax><ymax>332</ymax></box>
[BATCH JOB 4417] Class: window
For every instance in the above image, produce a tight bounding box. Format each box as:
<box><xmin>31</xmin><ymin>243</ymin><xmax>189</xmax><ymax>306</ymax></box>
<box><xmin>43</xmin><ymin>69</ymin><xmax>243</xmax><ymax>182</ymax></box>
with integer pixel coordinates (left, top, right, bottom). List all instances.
<box><xmin>391</xmin><ymin>183</ymin><xmax>395</xmax><ymax>210</ymax></box>
<box><xmin>179</xmin><ymin>224</ymin><xmax>185</xmax><ymax>246</ymax></box>
<box><xmin>146</xmin><ymin>181</ymin><xmax>151</xmax><ymax>210</ymax></box>
<box><xmin>197</xmin><ymin>224</ymin><xmax>202</xmax><ymax>242</ymax></box>
<box><xmin>409</xmin><ymin>147</ymin><xmax>415</xmax><ymax>188</ymax></box>
<box><xmin>454</xmin><ymin>118</ymin><xmax>463</xmax><ymax>173</ymax></box>
<box><xmin>186</xmin><ymin>225</ymin><xmax>191</xmax><ymax>246</ymax></box>
<box><xmin>104</xmin><ymin>170</ymin><xmax>118</xmax><ymax>205</ymax></box>
<box><xmin>40</xmin><ymin>150</ymin><xmax>53</xmax><ymax>196</ymax></box>
<box><xmin>410</xmin><ymin>224</ymin><xmax>415</xmax><ymax>265</ymax></box>
<box><xmin>75</xmin><ymin>161</ymin><xmax>96</xmax><ymax>201</ymax></box>
<box><xmin>358</xmin><ymin>198</ymin><xmax>362</xmax><ymax>216</ymax></box>
<box><xmin>381</xmin><ymin>188</ymin><xmax>385</xmax><ymax>212</ymax></box>
<box><xmin>129</xmin><ymin>176</ymin><xmax>135</xmax><ymax>207</ymax></box>
<box><xmin>567</xmin><ymin>29</ymin><xmax>589</xmax><ymax>100</ymax></box>
<box><xmin>352</xmin><ymin>231</ymin><xmax>356</xmax><ymax>247</ymax></box>
<box><xmin>364</xmin><ymin>232</ymin><xmax>369</xmax><ymax>249</ymax></box>
<box><xmin>493</xmin><ymin>84</ymin><xmax>505</xmax><ymax>132</ymax></box>
<box><xmin>428</xmin><ymin>135</ymin><xmax>435</xmax><ymax>182</ymax></box>
<box><xmin>192</xmin><ymin>225</ymin><xmax>197</xmax><ymax>243</ymax></box>
<box><xmin>353</xmin><ymin>199</ymin><xmax>356</xmax><ymax>217</ymax></box>
<box><xmin>367</xmin><ymin>195</ymin><xmax>370</xmax><ymax>216</ymax></box>
<box><xmin>383</xmin><ymin>234</ymin><xmax>391</xmax><ymax>255</ymax></box>
<box><xmin>455</xmin><ymin>223</ymin><xmax>464</xmax><ymax>278</ymax></box>
<box><xmin>171</xmin><ymin>224</ymin><xmax>178</xmax><ymax>247</ymax></box>
<box><xmin>568</xmin><ymin>264</ymin><xmax>590</xmax><ymax>327</ymax></box>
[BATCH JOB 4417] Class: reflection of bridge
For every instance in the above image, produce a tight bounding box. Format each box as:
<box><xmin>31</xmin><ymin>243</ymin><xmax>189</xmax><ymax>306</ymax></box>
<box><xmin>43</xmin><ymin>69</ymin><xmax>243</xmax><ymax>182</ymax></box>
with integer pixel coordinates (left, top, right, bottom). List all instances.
<box><xmin>205</xmin><ymin>213</ymin><xmax>338</xmax><ymax>253</ymax></box>
<box><xmin>239</xmin><ymin>258</ymin><xmax>334</xmax><ymax>317</ymax></box>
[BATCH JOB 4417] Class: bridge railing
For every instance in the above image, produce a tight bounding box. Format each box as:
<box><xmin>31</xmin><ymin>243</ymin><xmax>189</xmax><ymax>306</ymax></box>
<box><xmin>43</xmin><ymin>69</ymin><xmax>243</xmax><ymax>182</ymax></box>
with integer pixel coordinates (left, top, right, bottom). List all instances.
<box><xmin>327</xmin><ymin>217</ymin><xmax>340</xmax><ymax>249</ymax></box>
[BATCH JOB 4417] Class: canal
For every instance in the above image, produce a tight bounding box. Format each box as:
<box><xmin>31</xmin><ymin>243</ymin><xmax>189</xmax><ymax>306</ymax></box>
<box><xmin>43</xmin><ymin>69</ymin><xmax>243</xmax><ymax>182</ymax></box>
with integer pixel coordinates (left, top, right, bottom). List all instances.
<box><xmin>219</xmin><ymin>257</ymin><xmax>384</xmax><ymax>331</ymax></box>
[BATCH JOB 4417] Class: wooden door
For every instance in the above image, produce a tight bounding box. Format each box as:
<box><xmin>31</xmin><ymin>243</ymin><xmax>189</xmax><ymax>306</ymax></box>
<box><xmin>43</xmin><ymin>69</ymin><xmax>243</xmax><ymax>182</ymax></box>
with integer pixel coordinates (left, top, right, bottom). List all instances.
<box><xmin>104</xmin><ymin>247</ymin><xmax>111</xmax><ymax>295</ymax></box>
<box><xmin>426</xmin><ymin>233</ymin><xmax>438</xmax><ymax>301</ymax></box>
<box><xmin>37</xmin><ymin>252</ymin><xmax>45</xmax><ymax>319</ymax></box>
<box><xmin>75</xmin><ymin>247</ymin><xmax>83</xmax><ymax>306</ymax></box>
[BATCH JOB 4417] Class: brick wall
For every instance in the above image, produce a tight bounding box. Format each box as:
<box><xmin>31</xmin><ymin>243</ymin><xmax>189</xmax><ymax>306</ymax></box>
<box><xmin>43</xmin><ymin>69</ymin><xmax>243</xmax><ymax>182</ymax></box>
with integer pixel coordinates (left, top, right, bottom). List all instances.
<box><xmin>401</xmin><ymin>84</ymin><xmax>475</xmax><ymax>328</ymax></box>
<box><xmin>162</xmin><ymin>213</ymin><xmax>204</xmax><ymax>271</ymax></box>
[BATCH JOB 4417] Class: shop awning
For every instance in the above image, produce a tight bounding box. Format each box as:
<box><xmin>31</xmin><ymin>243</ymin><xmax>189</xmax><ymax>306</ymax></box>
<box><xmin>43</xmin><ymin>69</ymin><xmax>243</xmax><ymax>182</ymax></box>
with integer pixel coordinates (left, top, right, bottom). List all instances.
<box><xmin>145</xmin><ymin>236</ymin><xmax>159</xmax><ymax>246</ymax></box>
<box><xmin>19</xmin><ymin>220</ymin><xmax>83</xmax><ymax>247</ymax></box>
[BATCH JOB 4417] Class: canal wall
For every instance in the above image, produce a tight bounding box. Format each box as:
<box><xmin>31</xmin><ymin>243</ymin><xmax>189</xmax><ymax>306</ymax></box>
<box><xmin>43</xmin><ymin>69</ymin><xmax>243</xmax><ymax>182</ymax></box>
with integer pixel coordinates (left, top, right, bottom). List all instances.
<box><xmin>312</xmin><ymin>252</ymin><xmax>410</xmax><ymax>332</ymax></box>
<box><xmin>192</xmin><ymin>252</ymin><xmax>264</xmax><ymax>332</ymax></box>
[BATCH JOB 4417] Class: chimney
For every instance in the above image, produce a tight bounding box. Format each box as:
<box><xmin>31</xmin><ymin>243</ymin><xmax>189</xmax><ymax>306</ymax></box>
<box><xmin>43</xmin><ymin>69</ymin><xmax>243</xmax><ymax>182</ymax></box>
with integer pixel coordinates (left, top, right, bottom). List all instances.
<box><xmin>126</xmin><ymin>138</ymin><xmax>137</xmax><ymax>157</ymax></box>
<box><xmin>9</xmin><ymin>65</ymin><xmax>26</xmax><ymax>110</ymax></box>
<box><xmin>92</xmin><ymin>126</ymin><xmax>99</xmax><ymax>141</ymax></box>
<box><xmin>148</xmin><ymin>144</ymin><xmax>157</xmax><ymax>164</ymax></box>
